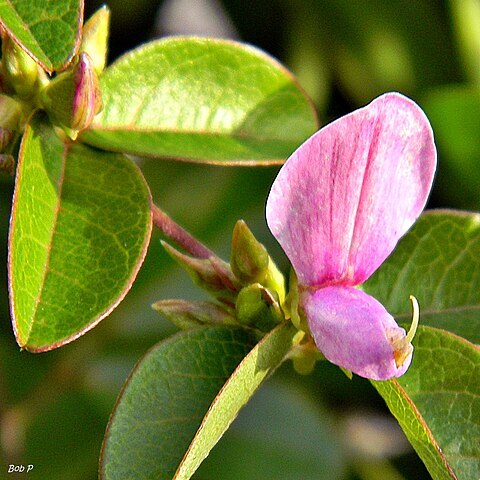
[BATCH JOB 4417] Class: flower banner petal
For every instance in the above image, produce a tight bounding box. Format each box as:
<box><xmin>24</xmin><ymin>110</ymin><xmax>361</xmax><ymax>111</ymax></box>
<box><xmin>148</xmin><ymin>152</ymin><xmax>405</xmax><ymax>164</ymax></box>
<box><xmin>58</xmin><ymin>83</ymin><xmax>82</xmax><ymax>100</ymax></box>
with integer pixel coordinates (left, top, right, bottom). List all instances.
<box><xmin>302</xmin><ymin>286</ymin><xmax>412</xmax><ymax>380</ymax></box>
<box><xmin>266</xmin><ymin>92</ymin><xmax>436</xmax><ymax>287</ymax></box>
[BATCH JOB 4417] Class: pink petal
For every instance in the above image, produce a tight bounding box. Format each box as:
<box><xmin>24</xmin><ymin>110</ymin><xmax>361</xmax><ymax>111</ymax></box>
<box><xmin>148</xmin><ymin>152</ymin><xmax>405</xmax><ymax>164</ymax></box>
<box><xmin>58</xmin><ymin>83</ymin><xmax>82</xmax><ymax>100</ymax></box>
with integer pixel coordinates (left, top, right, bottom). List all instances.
<box><xmin>302</xmin><ymin>286</ymin><xmax>412</xmax><ymax>380</ymax></box>
<box><xmin>266</xmin><ymin>92</ymin><xmax>436</xmax><ymax>287</ymax></box>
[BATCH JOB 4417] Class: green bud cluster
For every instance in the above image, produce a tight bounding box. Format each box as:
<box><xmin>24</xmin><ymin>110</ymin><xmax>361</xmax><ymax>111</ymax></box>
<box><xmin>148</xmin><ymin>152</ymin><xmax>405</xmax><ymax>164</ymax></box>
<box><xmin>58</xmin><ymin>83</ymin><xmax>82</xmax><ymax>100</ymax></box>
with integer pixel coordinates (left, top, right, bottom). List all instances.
<box><xmin>0</xmin><ymin>6</ymin><xmax>109</xmax><ymax>149</ymax></box>
<box><xmin>154</xmin><ymin>220</ymin><xmax>288</xmax><ymax>335</ymax></box>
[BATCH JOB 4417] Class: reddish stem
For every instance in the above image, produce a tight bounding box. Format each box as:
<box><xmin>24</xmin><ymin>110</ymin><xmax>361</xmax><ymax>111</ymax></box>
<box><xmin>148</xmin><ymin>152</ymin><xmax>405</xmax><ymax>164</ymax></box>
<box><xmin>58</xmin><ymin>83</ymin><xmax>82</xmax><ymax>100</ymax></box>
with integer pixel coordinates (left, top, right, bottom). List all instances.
<box><xmin>151</xmin><ymin>203</ymin><xmax>215</xmax><ymax>259</ymax></box>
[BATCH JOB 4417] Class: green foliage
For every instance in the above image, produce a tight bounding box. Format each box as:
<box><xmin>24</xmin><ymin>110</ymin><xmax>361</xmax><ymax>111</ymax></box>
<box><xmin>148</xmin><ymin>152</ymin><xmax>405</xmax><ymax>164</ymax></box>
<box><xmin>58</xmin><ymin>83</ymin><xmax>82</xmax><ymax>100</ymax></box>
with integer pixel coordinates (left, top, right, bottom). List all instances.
<box><xmin>363</xmin><ymin>210</ymin><xmax>480</xmax><ymax>344</ymax></box>
<box><xmin>196</xmin><ymin>380</ymin><xmax>347</xmax><ymax>480</ymax></box>
<box><xmin>1</xmin><ymin>1</ymin><xmax>480</xmax><ymax>479</ymax></box>
<box><xmin>101</xmin><ymin>323</ymin><xmax>296</xmax><ymax>480</ymax></box>
<box><xmin>82</xmin><ymin>37</ymin><xmax>318</xmax><ymax>164</ymax></box>
<box><xmin>8</xmin><ymin>112</ymin><xmax>152</xmax><ymax>351</ymax></box>
<box><xmin>373</xmin><ymin>327</ymin><xmax>479</xmax><ymax>480</ymax></box>
<box><xmin>100</xmin><ymin>326</ymin><xmax>257</xmax><ymax>480</ymax></box>
<box><xmin>0</xmin><ymin>0</ymin><xmax>83</xmax><ymax>72</ymax></box>
<box><xmin>364</xmin><ymin>210</ymin><xmax>480</xmax><ymax>479</ymax></box>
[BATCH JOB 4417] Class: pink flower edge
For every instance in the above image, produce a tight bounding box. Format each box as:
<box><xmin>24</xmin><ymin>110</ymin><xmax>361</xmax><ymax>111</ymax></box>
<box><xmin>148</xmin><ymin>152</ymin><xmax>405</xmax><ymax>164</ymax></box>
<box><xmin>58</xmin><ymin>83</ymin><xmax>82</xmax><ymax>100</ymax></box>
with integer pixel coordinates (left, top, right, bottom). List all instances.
<box><xmin>266</xmin><ymin>92</ymin><xmax>437</xmax><ymax>287</ymax></box>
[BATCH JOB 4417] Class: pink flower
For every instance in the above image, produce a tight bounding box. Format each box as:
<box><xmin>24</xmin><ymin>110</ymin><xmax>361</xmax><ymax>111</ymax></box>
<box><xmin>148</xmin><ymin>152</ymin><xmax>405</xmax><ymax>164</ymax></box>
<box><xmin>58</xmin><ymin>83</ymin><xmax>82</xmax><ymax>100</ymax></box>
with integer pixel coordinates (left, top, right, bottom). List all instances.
<box><xmin>266</xmin><ymin>93</ymin><xmax>436</xmax><ymax>380</ymax></box>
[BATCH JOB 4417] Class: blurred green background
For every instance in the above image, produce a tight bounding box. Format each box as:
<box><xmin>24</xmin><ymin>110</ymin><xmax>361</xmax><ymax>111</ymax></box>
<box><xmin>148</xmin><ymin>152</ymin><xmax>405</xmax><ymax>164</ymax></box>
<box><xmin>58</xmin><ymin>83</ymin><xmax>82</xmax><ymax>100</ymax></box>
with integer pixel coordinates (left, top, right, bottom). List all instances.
<box><xmin>1</xmin><ymin>0</ymin><xmax>479</xmax><ymax>478</ymax></box>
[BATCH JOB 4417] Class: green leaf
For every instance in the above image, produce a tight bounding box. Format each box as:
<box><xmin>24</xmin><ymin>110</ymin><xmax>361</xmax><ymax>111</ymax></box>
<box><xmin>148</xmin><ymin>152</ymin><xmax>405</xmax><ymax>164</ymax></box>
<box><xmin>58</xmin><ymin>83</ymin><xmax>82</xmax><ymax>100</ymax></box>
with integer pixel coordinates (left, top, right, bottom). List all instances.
<box><xmin>373</xmin><ymin>326</ymin><xmax>480</xmax><ymax>480</ymax></box>
<box><xmin>100</xmin><ymin>322</ymin><xmax>297</xmax><ymax>480</ymax></box>
<box><xmin>82</xmin><ymin>37</ymin><xmax>318</xmax><ymax>165</ymax></box>
<box><xmin>363</xmin><ymin>210</ymin><xmax>480</xmax><ymax>344</ymax></box>
<box><xmin>8</xmin><ymin>112</ymin><xmax>152</xmax><ymax>351</ymax></box>
<box><xmin>365</xmin><ymin>210</ymin><xmax>480</xmax><ymax>479</ymax></box>
<box><xmin>0</xmin><ymin>0</ymin><xmax>83</xmax><ymax>72</ymax></box>
<box><xmin>197</xmin><ymin>380</ymin><xmax>347</xmax><ymax>480</ymax></box>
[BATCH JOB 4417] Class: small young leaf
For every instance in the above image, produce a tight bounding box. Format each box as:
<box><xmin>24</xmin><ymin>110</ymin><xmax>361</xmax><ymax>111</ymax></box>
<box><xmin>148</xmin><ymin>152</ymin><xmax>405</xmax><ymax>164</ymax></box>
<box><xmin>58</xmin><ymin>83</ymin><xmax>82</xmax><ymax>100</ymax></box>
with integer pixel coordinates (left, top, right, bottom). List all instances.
<box><xmin>363</xmin><ymin>210</ymin><xmax>480</xmax><ymax>344</ymax></box>
<box><xmin>82</xmin><ymin>37</ymin><xmax>318</xmax><ymax>165</ymax></box>
<box><xmin>100</xmin><ymin>322</ymin><xmax>296</xmax><ymax>480</ymax></box>
<box><xmin>373</xmin><ymin>326</ymin><xmax>479</xmax><ymax>480</ymax></box>
<box><xmin>8</xmin><ymin>112</ymin><xmax>152</xmax><ymax>351</ymax></box>
<box><xmin>0</xmin><ymin>0</ymin><xmax>83</xmax><ymax>72</ymax></box>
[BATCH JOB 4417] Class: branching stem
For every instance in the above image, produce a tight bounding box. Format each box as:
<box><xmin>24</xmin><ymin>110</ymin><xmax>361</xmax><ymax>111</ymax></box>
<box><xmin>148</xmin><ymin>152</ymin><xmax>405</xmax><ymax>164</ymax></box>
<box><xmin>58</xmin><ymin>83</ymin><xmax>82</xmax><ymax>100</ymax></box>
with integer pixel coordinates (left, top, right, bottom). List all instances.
<box><xmin>151</xmin><ymin>202</ymin><xmax>215</xmax><ymax>259</ymax></box>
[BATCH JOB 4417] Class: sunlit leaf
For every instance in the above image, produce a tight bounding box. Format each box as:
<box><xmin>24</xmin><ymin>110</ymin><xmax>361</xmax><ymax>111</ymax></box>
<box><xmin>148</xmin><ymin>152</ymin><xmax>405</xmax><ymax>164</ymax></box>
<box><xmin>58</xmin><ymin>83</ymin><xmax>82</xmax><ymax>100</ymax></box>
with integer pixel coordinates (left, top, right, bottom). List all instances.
<box><xmin>8</xmin><ymin>112</ymin><xmax>152</xmax><ymax>351</ymax></box>
<box><xmin>0</xmin><ymin>0</ymin><xmax>83</xmax><ymax>72</ymax></box>
<box><xmin>82</xmin><ymin>37</ymin><xmax>318</xmax><ymax>165</ymax></box>
<box><xmin>373</xmin><ymin>326</ymin><xmax>479</xmax><ymax>480</ymax></box>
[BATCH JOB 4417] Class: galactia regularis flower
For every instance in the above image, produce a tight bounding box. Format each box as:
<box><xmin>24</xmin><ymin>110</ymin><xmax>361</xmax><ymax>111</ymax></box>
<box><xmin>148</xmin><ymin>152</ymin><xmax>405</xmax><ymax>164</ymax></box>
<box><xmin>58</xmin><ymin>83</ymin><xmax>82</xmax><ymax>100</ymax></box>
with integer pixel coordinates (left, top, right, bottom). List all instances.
<box><xmin>266</xmin><ymin>92</ymin><xmax>436</xmax><ymax>380</ymax></box>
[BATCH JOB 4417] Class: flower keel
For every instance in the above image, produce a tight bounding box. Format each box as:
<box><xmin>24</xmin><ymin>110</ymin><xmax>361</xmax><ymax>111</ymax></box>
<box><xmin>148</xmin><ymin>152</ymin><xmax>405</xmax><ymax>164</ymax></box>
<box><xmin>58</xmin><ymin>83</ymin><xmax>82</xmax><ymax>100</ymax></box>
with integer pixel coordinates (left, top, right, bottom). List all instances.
<box><xmin>302</xmin><ymin>286</ymin><xmax>412</xmax><ymax>380</ymax></box>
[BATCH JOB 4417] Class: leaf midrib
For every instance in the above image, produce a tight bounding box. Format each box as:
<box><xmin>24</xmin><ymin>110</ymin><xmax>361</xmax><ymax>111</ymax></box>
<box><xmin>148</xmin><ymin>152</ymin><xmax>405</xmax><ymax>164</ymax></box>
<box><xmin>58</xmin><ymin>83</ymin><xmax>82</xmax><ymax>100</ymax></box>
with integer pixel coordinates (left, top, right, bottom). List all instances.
<box><xmin>86</xmin><ymin>124</ymin><xmax>305</xmax><ymax>144</ymax></box>
<box><xmin>26</xmin><ymin>142</ymin><xmax>67</xmax><ymax>342</ymax></box>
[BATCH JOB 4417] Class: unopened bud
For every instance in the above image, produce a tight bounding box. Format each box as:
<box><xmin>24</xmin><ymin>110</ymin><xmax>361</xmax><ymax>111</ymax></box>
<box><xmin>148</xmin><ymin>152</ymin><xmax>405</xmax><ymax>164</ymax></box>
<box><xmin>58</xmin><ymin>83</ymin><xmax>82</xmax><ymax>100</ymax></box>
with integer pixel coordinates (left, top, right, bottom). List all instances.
<box><xmin>235</xmin><ymin>283</ymin><xmax>283</xmax><ymax>331</ymax></box>
<box><xmin>264</xmin><ymin>257</ymin><xmax>286</xmax><ymax>304</ymax></box>
<box><xmin>81</xmin><ymin>6</ymin><xmax>110</xmax><ymax>74</ymax></box>
<box><xmin>152</xmin><ymin>299</ymin><xmax>235</xmax><ymax>330</ymax></box>
<box><xmin>162</xmin><ymin>241</ymin><xmax>238</xmax><ymax>301</ymax></box>
<box><xmin>285</xmin><ymin>269</ymin><xmax>308</xmax><ymax>332</ymax></box>
<box><xmin>290</xmin><ymin>334</ymin><xmax>324</xmax><ymax>375</ymax></box>
<box><xmin>42</xmin><ymin>53</ymin><xmax>102</xmax><ymax>136</ymax></box>
<box><xmin>0</xmin><ymin>94</ymin><xmax>22</xmax><ymax>152</ymax></box>
<box><xmin>1</xmin><ymin>35</ymin><xmax>39</xmax><ymax>98</ymax></box>
<box><xmin>231</xmin><ymin>220</ymin><xmax>269</xmax><ymax>285</ymax></box>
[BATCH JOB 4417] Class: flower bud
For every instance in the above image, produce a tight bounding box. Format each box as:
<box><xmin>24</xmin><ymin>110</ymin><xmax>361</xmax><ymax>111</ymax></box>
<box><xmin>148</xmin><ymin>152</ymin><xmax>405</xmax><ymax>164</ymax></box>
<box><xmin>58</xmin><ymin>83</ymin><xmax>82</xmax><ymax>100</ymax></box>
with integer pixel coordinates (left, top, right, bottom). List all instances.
<box><xmin>1</xmin><ymin>35</ymin><xmax>39</xmax><ymax>98</ymax></box>
<box><xmin>290</xmin><ymin>334</ymin><xmax>323</xmax><ymax>375</ymax></box>
<box><xmin>152</xmin><ymin>299</ymin><xmax>235</xmax><ymax>330</ymax></box>
<box><xmin>283</xmin><ymin>269</ymin><xmax>308</xmax><ymax>332</ymax></box>
<box><xmin>80</xmin><ymin>6</ymin><xmax>110</xmax><ymax>74</ymax></box>
<box><xmin>264</xmin><ymin>256</ymin><xmax>286</xmax><ymax>304</ymax></box>
<box><xmin>162</xmin><ymin>241</ymin><xmax>239</xmax><ymax>301</ymax></box>
<box><xmin>0</xmin><ymin>94</ymin><xmax>22</xmax><ymax>152</ymax></box>
<box><xmin>235</xmin><ymin>283</ymin><xmax>283</xmax><ymax>331</ymax></box>
<box><xmin>231</xmin><ymin>220</ymin><xmax>269</xmax><ymax>285</ymax></box>
<box><xmin>42</xmin><ymin>53</ymin><xmax>102</xmax><ymax>136</ymax></box>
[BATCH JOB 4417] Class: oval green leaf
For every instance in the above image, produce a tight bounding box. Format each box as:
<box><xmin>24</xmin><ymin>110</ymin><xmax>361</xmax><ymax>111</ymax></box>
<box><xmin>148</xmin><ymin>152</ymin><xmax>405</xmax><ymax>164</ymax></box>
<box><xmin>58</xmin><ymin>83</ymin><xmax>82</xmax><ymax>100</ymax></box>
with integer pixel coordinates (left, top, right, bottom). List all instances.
<box><xmin>363</xmin><ymin>210</ymin><xmax>480</xmax><ymax>344</ymax></box>
<box><xmin>100</xmin><ymin>322</ymin><xmax>296</xmax><ymax>480</ymax></box>
<box><xmin>373</xmin><ymin>326</ymin><xmax>480</xmax><ymax>480</ymax></box>
<box><xmin>8</xmin><ymin>112</ymin><xmax>152</xmax><ymax>351</ymax></box>
<box><xmin>0</xmin><ymin>0</ymin><xmax>83</xmax><ymax>72</ymax></box>
<box><xmin>82</xmin><ymin>37</ymin><xmax>318</xmax><ymax>165</ymax></box>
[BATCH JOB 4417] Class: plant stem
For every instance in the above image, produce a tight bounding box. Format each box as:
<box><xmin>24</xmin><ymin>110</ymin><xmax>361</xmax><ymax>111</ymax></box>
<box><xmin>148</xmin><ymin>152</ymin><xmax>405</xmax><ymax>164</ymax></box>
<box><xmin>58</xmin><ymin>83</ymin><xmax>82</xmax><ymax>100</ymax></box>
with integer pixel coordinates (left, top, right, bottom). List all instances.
<box><xmin>151</xmin><ymin>202</ymin><xmax>215</xmax><ymax>259</ymax></box>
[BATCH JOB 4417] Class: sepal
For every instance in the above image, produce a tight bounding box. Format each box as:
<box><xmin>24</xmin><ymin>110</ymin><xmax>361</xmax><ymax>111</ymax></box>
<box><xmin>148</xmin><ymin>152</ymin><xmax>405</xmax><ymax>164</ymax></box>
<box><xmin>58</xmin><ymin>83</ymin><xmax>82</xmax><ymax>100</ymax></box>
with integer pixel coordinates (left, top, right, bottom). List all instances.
<box><xmin>230</xmin><ymin>220</ymin><xmax>286</xmax><ymax>302</ymax></box>
<box><xmin>162</xmin><ymin>241</ymin><xmax>239</xmax><ymax>301</ymax></box>
<box><xmin>235</xmin><ymin>283</ymin><xmax>284</xmax><ymax>332</ymax></box>
<box><xmin>231</xmin><ymin>220</ymin><xmax>269</xmax><ymax>285</ymax></box>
